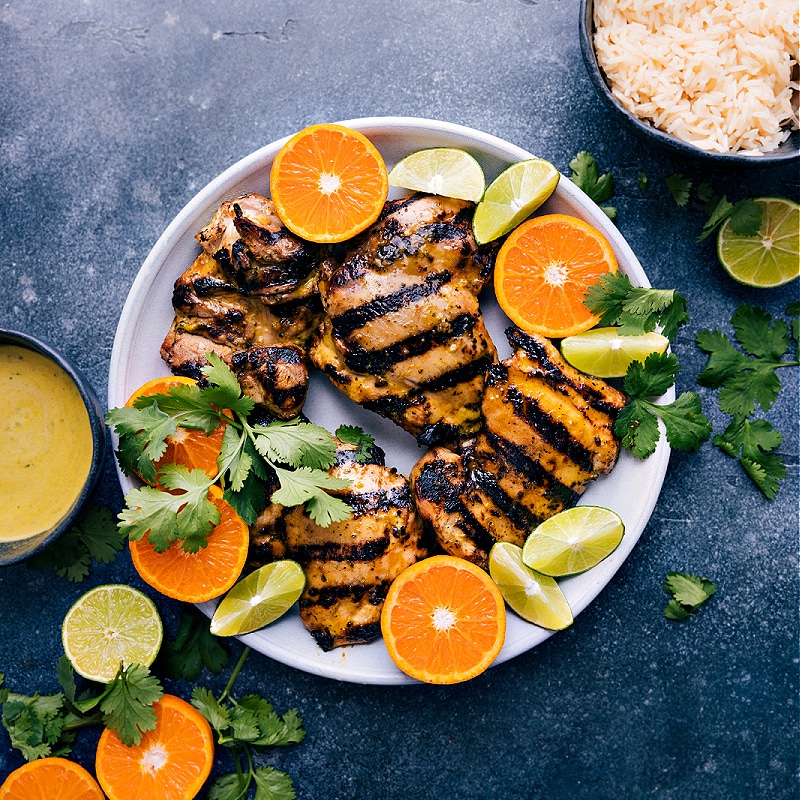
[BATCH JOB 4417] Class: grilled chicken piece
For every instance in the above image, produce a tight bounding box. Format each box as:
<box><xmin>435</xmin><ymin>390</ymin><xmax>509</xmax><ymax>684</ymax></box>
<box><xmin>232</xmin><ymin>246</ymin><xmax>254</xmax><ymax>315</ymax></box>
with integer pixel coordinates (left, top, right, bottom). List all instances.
<box><xmin>411</xmin><ymin>327</ymin><xmax>627</xmax><ymax>568</ymax></box>
<box><xmin>309</xmin><ymin>194</ymin><xmax>498</xmax><ymax>446</ymax></box>
<box><xmin>160</xmin><ymin>246</ymin><xmax>322</xmax><ymax>418</ymax></box>
<box><xmin>249</xmin><ymin>440</ymin><xmax>428</xmax><ymax>651</ymax></box>
<box><xmin>196</xmin><ymin>193</ymin><xmax>320</xmax><ymax>303</ymax></box>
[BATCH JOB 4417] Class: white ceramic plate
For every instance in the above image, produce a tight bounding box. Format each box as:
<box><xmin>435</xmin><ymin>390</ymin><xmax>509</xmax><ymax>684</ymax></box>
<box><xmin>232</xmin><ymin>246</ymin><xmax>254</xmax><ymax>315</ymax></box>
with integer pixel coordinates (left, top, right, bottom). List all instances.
<box><xmin>108</xmin><ymin>117</ymin><xmax>672</xmax><ymax>685</ymax></box>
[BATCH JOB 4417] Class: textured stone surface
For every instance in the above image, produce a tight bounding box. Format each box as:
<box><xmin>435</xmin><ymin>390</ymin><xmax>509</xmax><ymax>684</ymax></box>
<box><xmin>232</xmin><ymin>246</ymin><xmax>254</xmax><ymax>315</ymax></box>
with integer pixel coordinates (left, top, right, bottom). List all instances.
<box><xmin>0</xmin><ymin>2</ymin><xmax>797</xmax><ymax>797</ymax></box>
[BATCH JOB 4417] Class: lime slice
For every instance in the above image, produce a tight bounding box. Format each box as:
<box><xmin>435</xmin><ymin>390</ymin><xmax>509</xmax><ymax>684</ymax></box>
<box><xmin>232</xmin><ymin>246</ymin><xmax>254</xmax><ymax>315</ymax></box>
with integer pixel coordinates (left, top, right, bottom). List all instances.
<box><xmin>489</xmin><ymin>542</ymin><xmax>573</xmax><ymax>630</ymax></box>
<box><xmin>210</xmin><ymin>560</ymin><xmax>306</xmax><ymax>637</ymax></box>
<box><xmin>388</xmin><ymin>147</ymin><xmax>485</xmax><ymax>202</ymax></box>
<box><xmin>717</xmin><ymin>196</ymin><xmax>799</xmax><ymax>288</ymax></box>
<box><xmin>560</xmin><ymin>327</ymin><xmax>670</xmax><ymax>378</ymax></box>
<box><xmin>62</xmin><ymin>584</ymin><xmax>163</xmax><ymax>683</ymax></box>
<box><xmin>472</xmin><ymin>158</ymin><xmax>560</xmax><ymax>244</ymax></box>
<box><xmin>522</xmin><ymin>506</ymin><xmax>624</xmax><ymax>577</ymax></box>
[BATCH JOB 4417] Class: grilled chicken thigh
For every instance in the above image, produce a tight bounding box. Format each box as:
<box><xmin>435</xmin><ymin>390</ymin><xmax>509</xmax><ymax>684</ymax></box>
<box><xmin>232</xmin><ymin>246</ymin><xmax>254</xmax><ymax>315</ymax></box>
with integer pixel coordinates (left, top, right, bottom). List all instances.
<box><xmin>309</xmin><ymin>194</ymin><xmax>499</xmax><ymax>446</ymax></box>
<box><xmin>160</xmin><ymin>195</ymin><xmax>323</xmax><ymax>418</ymax></box>
<box><xmin>411</xmin><ymin>327</ymin><xmax>627</xmax><ymax>568</ymax></box>
<box><xmin>249</xmin><ymin>439</ymin><xmax>428</xmax><ymax>650</ymax></box>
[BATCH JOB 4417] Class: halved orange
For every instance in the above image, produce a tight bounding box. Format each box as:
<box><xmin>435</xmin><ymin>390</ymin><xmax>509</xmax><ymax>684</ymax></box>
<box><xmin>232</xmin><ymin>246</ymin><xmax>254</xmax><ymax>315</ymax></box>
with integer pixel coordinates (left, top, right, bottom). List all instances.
<box><xmin>126</xmin><ymin>375</ymin><xmax>226</xmax><ymax>482</ymax></box>
<box><xmin>494</xmin><ymin>213</ymin><xmax>618</xmax><ymax>338</ymax></box>
<box><xmin>0</xmin><ymin>757</ymin><xmax>104</xmax><ymax>800</ymax></box>
<box><xmin>381</xmin><ymin>555</ymin><xmax>506</xmax><ymax>684</ymax></box>
<box><xmin>270</xmin><ymin>123</ymin><xmax>388</xmax><ymax>243</ymax></box>
<box><xmin>129</xmin><ymin>485</ymin><xmax>249</xmax><ymax>603</ymax></box>
<box><xmin>95</xmin><ymin>694</ymin><xmax>214</xmax><ymax>800</ymax></box>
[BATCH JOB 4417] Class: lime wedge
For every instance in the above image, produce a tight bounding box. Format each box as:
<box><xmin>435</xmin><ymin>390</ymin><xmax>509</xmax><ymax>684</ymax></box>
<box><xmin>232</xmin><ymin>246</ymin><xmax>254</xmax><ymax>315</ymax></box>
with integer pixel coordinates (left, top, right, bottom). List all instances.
<box><xmin>489</xmin><ymin>542</ymin><xmax>573</xmax><ymax>630</ymax></box>
<box><xmin>388</xmin><ymin>147</ymin><xmax>485</xmax><ymax>202</ymax></box>
<box><xmin>560</xmin><ymin>327</ymin><xmax>670</xmax><ymax>378</ymax></box>
<box><xmin>62</xmin><ymin>584</ymin><xmax>163</xmax><ymax>683</ymax></box>
<box><xmin>717</xmin><ymin>196</ymin><xmax>799</xmax><ymax>288</ymax></box>
<box><xmin>522</xmin><ymin>506</ymin><xmax>624</xmax><ymax>577</ymax></box>
<box><xmin>210</xmin><ymin>560</ymin><xmax>306</xmax><ymax>637</ymax></box>
<box><xmin>472</xmin><ymin>158</ymin><xmax>560</xmax><ymax>244</ymax></box>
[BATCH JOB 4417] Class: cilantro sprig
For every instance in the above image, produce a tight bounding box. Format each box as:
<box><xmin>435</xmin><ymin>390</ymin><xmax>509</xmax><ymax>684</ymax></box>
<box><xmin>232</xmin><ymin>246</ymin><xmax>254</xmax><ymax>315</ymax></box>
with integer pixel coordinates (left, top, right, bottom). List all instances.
<box><xmin>569</xmin><ymin>151</ymin><xmax>616</xmax><ymax>220</ymax></box>
<box><xmin>192</xmin><ymin>648</ymin><xmax>304</xmax><ymax>800</ymax></box>
<box><xmin>697</xmin><ymin>303</ymin><xmax>798</xmax><ymax>499</ymax></box>
<box><xmin>106</xmin><ymin>354</ymin><xmax>352</xmax><ymax>552</ymax></box>
<box><xmin>663</xmin><ymin>572</ymin><xmax>718</xmax><ymax>620</ymax></box>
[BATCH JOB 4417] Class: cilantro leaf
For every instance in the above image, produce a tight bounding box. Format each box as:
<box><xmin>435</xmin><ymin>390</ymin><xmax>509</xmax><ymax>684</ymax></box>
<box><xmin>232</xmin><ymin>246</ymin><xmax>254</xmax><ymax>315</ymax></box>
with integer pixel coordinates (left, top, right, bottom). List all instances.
<box><xmin>663</xmin><ymin>572</ymin><xmax>717</xmax><ymax>620</ymax></box>
<box><xmin>335</xmin><ymin>424</ymin><xmax>377</xmax><ymax>463</ymax></box>
<box><xmin>252</xmin><ymin>766</ymin><xmax>298</xmax><ymax>800</ymax></box>
<box><xmin>159</xmin><ymin>611</ymin><xmax>230</xmax><ymax>681</ymax></box>
<box><xmin>200</xmin><ymin>351</ymin><xmax>257</xmax><ymax>417</ymax></box>
<box><xmin>569</xmin><ymin>151</ymin><xmax>616</xmax><ymax>219</ymax></box>
<box><xmin>637</xmin><ymin>171</ymin><xmax>649</xmax><ymax>191</ymax></box>
<box><xmin>2</xmin><ymin>691</ymin><xmax>68</xmax><ymax>761</ymax></box>
<box><xmin>251</xmin><ymin>420</ymin><xmax>338</xmax><ymax>470</ymax></box>
<box><xmin>714</xmin><ymin>418</ymin><xmax>785</xmax><ymax>499</ymax></box>
<box><xmin>665</xmin><ymin>173</ymin><xmax>691</xmax><ymax>207</ymax></box>
<box><xmin>697</xmin><ymin>195</ymin><xmax>762</xmax><ymax>242</ymax></box>
<box><xmin>100</xmin><ymin>664</ymin><xmax>163</xmax><ymax>747</ymax></box>
<box><xmin>270</xmin><ymin>467</ymin><xmax>352</xmax><ymax>526</ymax></box>
<box><xmin>27</xmin><ymin>505</ymin><xmax>124</xmax><ymax>582</ymax></box>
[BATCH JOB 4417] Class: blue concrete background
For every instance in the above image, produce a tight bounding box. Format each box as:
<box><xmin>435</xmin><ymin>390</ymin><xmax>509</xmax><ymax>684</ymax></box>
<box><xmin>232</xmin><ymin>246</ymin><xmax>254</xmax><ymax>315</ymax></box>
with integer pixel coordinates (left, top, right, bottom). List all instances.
<box><xmin>0</xmin><ymin>2</ymin><xmax>797</xmax><ymax>797</ymax></box>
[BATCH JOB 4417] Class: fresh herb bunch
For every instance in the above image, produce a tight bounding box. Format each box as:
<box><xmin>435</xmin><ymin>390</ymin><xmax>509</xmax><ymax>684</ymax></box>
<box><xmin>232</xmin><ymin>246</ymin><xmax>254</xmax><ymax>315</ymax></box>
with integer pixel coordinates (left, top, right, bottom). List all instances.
<box><xmin>697</xmin><ymin>303</ymin><xmax>798</xmax><ymax>499</ymax></box>
<box><xmin>569</xmin><ymin>151</ymin><xmax>616</xmax><ymax>220</ymax></box>
<box><xmin>106</xmin><ymin>354</ymin><xmax>352</xmax><ymax>553</ymax></box>
<box><xmin>192</xmin><ymin>648</ymin><xmax>304</xmax><ymax>800</ymax></box>
<box><xmin>584</xmin><ymin>273</ymin><xmax>711</xmax><ymax>458</ymax></box>
<box><xmin>663</xmin><ymin>572</ymin><xmax>718</xmax><ymax>620</ymax></box>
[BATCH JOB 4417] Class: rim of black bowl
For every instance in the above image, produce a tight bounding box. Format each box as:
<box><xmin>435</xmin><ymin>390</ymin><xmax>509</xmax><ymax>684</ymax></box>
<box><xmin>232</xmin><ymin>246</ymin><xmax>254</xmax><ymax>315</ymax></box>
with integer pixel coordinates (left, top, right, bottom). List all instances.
<box><xmin>579</xmin><ymin>0</ymin><xmax>800</xmax><ymax>167</ymax></box>
<box><xmin>0</xmin><ymin>329</ymin><xmax>107</xmax><ymax>565</ymax></box>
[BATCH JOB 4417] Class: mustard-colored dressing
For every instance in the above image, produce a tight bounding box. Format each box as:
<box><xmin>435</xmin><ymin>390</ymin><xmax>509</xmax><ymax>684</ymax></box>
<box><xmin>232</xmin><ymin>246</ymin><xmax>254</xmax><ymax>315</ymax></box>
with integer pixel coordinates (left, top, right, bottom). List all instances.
<box><xmin>0</xmin><ymin>345</ymin><xmax>93</xmax><ymax>541</ymax></box>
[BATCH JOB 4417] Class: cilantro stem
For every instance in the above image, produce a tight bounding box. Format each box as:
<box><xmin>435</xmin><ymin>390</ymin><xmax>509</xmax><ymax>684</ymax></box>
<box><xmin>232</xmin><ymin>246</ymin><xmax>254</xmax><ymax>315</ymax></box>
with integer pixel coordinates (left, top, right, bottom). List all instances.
<box><xmin>218</xmin><ymin>646</ymin><xmax>250</xmax><ymax>704</ymax></box>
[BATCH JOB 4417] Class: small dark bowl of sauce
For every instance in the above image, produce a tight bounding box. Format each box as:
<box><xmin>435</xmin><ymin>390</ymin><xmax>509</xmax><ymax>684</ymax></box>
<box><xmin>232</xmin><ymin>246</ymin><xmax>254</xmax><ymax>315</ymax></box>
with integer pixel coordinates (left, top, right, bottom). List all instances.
<box><xmin>0</xmin><ymin>330</ymin><xmax>106</xmax><ymax>565</ymax></box>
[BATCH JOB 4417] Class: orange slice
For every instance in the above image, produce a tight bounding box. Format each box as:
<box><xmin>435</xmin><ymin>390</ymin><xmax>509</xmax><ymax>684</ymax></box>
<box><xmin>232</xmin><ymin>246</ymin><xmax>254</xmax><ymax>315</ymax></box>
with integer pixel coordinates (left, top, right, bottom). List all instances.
<box><xmin>0</xmin><ymin>757</ymin><xmax>104</xmax><ymax>800</ymax></box>
<box><xmin>270</xmin><ymin>123</ymin><xmax>388</xmax><ymax>243</ymax></box>
<box><xmin>95</xmin><ymin>694</ymin><xmax>214</xmax><ymax>800</ymax></box>
<box><xmin>129</xmin><ymin>485</ymin><xmax>249</xmax><ymax>603</ymax></box>
<box><xmin>494</xmin><ymin>213</ymin><xmax>618</xmax><ymax>338</ymax></box>
<box><xmin>381</xmin><ymin>555</ymin><xmax>506</xmax><ymax>684</ymax></box>
<box><xmin>126</xmin><ymin>375</ymin><xmax>226</xmax><ymax>482</ymax></box>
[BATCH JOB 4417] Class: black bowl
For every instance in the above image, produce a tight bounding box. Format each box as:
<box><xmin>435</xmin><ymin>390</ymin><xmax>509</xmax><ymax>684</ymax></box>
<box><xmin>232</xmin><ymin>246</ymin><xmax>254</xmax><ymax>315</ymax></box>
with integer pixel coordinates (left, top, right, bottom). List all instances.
<box><xmin>0</xmin><ymin>330</ymin><xmax>107</xmax><ymax>565</ymax></box>
<box><xmin>579</xmin><ymin>0</ymin><xmax>800</xmax><ymax>167</ymax></box>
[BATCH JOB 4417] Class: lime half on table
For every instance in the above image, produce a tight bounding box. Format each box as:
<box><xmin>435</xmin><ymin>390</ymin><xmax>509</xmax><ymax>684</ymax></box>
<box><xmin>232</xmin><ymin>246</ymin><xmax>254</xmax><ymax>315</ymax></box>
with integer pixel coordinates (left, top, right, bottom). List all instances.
<box><xmin>717</xmin><ymin>196</ymin><xmax>799</xmax><ymax>288</ymax></box>
<box><xmin>62</xmin><ymin>584</ymin><xmax>163</xmax><ymax>683</ymax></box>
<box><xmin>388</xmin><ymin>147</ymin><xmax>486</xmax><ymax>202</ymax></box>
<box><xmin>210</xmin><ymin>560</ymin><xmax>306</xmax><ymax>637</ymax></box>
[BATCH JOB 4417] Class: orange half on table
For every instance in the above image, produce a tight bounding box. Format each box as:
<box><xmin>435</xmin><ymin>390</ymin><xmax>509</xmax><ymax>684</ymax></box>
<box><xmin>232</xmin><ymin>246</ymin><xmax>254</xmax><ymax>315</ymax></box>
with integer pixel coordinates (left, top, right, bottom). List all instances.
<box><xmin>0</xmin><ymin>757</ymin><xmax>104</xmax><ymax>800</ymax></box>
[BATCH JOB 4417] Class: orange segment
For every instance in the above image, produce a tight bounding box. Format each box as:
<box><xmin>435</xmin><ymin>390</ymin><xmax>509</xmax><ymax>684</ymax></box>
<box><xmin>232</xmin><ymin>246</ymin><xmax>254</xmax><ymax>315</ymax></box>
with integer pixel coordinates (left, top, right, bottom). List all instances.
<box><xmin>270</xmin><ymin>123</ymin><xmax>388</xmax><ymax>243</ymax></box>
<box><xmin>494</xmin><ymin>213</ymin><xmax>618</xmax><ymax>338</ymax></box>
<box><xmin>0</xmin><ymin>757</ymin><xmax>104</xmax><ymax>800</ymax></box>
<box><xmin>381</xmin><ymin>555</ymin><xmax>506</xmax><ymax>684</ymax></box>
<box><xmin>95</xmin><ymin>694</ymin><xmax>214</xmax><ymax>800</ymax></box>
<box><xmin>129</xmin><ymin>485</ymin><xmax>249</xmax><ymax>603</ymax></box>
<box><xmin>126</xmin><ymin>375</ymin><xmax>226</xmax><ymax>482</ymax></box>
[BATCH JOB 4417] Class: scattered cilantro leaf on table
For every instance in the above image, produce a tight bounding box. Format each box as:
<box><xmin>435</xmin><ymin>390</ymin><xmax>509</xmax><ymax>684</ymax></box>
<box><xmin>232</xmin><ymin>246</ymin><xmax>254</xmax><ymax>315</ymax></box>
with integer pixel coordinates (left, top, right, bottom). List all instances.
<box><xmin>159</xmin><ymin>610</ymin><xmax>230</xmax><ymax>682</ymax></box>
<box><xmin>569</xmin><ymin>151</ymin><xmax>616</xmax><ymax>219</ymax></box>
<box><xmin>106</xmin><ymin>353</ymin><xmax>352</xmax><ymax>551</ymax></box>
<box><xmin>637</xmin><ymin>171</ymin><xmax>649</xmax><ymax>191</ymax></box>
<box><xmin>697</xmin><ymin>195</ymin><xmax>762</xmax><ymax>242</ymax></box>
<box><xmin>696</xmin><ymin>304</ymin><xmax>798</xmax><ymax>498</ymax></box>
<box><xmin>665</xmin><ymin>173</ymin><xmax>692</xmax><ymax>207</ymax></box>
<box><xmin>27</xmin><ymin>505</ymin><xmax>124</xmax><ymax>582</ymax></box>
<box><xmin>664</xmin><ymin>572</ymin><xmax>717</xmax><ymax>620</ymax></box>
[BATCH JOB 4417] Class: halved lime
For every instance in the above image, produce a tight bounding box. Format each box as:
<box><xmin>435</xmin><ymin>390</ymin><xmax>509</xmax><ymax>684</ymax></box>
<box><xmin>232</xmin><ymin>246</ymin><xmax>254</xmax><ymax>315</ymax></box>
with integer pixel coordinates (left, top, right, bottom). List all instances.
<box><xmin>522</xmin><ymin>506</ymin><xmax>624</xmax><ymax>577</ymax></box>
<box><xmin>210</xmin><ymin>560</ymin><xmax>306</xmax><ymax>637</ymax></box>
<box><xmin>472</xmin><ymin>158</ymin><xmax>560</xmax><ymax>244</ymax></box>
<box><xmin>717</xmin><ymin>196</ymin><xmax>799</xmax><ymax>288</ymax></box>
<box><xmin>62</xmin><ymin>584</ymin><xmax>163</xmax><ymax>683</ymax></box>
<box><xmin>489</xmin><ymin>542</ymin><xmax>573</xmax><ymax>630</ymax></box>
<box><xmin>560</xmin><ymin>327</ymin><xmax>670</xmax><ymax>378</ymax></box>
<box><xmin>388</xmin><ymin>147</ymin><xmax>485</xmax><ymax>202</ymax></box>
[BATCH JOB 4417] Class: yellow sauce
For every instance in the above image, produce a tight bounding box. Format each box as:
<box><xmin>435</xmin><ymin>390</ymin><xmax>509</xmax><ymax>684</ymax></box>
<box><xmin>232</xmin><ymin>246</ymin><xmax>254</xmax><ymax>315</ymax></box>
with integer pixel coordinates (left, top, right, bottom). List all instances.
<box><xmin>0</xmin><ymin>345</ymin><xmax>93</xmax><ymax>541</ymax></box>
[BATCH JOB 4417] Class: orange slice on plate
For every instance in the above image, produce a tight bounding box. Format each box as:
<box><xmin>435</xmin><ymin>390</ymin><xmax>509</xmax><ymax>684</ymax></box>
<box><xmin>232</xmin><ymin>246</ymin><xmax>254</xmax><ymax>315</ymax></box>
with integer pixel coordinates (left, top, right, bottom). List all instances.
<box><xmin>494</xmin><ymin>213</ymin><xmax>618</xmax><ymax>338</ymax></box>
<box><xmin>0</xmin><ymin>757</ymin><xmax>104</xmax><ymax>800</ymax></box>
<box><xmin>125</xmin><ymin>375</ymin><xmax>226</xmax><ymax>482</ymax></box>
<box><xmin>95</xmin><ymin>694</ymin><xmax>214</xmax><ymax>800</ymax></box>
<box><xmin>381</xmin><ymin>555</ymin><xmax>506</xmax><ymax>684</ymax></box>
<box><xmin>270</xmin><ymin>123</ymin><xmax>388</xmax><ymax>243</ymax></box>
<box><xmin>129</xmin><ymin>485</ymin><xmax>249</xmax><ymax>603</ymax></box>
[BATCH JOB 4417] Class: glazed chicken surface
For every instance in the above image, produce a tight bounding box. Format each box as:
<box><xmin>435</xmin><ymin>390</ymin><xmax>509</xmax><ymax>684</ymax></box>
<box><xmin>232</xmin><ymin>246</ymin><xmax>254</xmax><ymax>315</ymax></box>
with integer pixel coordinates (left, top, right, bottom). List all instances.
<box><xmin>309</xmin><ymin>194</ymin><xmax>499</xmax><ymax>446</ymax></box>
<box><xmin>160</xmin><ymin>194</ymin><xmax>323</xmax><ymax>418</ymax></box>
<box><xmin>411</xmin><ymin>327</ymin><xmax>627</xmax><ymax>569</ymax></box>
<box><xmin>248</xmin><ymin>439</ymin><xmax>428</xmax><ymax>651</ymax></box>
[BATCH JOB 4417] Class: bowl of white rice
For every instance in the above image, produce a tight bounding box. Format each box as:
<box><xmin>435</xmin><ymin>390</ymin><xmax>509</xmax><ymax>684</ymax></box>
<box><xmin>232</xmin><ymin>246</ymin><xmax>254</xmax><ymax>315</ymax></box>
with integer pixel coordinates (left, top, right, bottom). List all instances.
<box><xmin>580</xmin><ymin>0</ymin><xmax>800</xmax><ymax>165</ymax></box>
